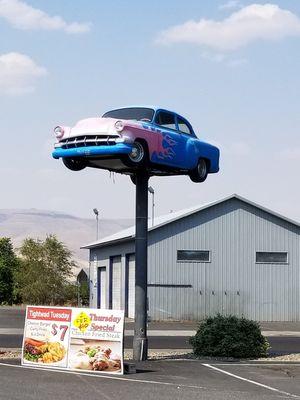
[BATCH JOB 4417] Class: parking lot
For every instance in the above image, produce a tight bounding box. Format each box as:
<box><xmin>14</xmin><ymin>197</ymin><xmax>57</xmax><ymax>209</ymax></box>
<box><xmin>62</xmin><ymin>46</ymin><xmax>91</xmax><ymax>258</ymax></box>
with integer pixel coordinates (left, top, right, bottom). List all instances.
<box><xmin>1</xmin><ymin>308</ymin><xmax>300</xmax><ymax>399</ymax></box>
<box><xmin>1</xmin><ymin>358</ymin><xmax>300</xmax><ymax>400</ymax></box>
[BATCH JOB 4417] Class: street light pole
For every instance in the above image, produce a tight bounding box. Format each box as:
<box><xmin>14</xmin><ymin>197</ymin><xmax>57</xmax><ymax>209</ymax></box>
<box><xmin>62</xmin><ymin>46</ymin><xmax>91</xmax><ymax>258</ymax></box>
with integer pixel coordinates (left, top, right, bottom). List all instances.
<box><xmin>93</xmin><ymin>208</ymin><xmax>99</xmax><ymax>240</ymax></box>
<box><xmin>148</xmin><ymin>186</ymin><xmax>155</xmax><ymax>227</ymax></box>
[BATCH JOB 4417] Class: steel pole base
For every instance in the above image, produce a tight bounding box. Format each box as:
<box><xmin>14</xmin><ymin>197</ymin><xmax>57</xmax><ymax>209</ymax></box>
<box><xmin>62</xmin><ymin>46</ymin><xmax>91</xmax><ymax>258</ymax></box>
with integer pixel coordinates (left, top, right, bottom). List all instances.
<box><xmin>133</xmin><ymin>336</ymin><xmax>148</xmax><ymax>361</ymax></box>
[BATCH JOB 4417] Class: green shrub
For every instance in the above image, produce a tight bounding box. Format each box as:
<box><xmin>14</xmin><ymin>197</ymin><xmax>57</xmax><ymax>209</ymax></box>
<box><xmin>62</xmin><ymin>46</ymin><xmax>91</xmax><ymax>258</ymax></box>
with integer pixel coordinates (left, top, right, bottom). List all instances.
<box><xmin>190</xmin><ymin>314</ymin><xmax>269</xmax><ymax>358</ymax></box>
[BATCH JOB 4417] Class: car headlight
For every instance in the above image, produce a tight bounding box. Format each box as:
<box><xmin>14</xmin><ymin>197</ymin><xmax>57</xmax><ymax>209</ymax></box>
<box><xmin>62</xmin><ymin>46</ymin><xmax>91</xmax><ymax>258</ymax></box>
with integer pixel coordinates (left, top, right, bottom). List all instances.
<box><xmin>54</xmin><ymin>126</ymin><xmax>64</xmax><ymax>139</ymax></box>
<box><xmin>115</xmin><ymin>120</ymin><xmax>124</xmax><ymax>132</ymax></box>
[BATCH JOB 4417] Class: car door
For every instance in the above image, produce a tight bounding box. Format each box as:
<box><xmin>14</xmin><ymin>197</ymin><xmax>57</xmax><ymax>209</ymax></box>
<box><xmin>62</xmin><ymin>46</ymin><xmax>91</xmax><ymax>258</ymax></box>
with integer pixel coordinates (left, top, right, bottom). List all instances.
<box><xmin>153</xmin><ymin>110</ymin><xmax>184</xmax><ymax>167</ymax></box>
<box><xmin>176</xmin><ymin>115</ymin><xmax>196</xmax><ymax>169</ymax></box>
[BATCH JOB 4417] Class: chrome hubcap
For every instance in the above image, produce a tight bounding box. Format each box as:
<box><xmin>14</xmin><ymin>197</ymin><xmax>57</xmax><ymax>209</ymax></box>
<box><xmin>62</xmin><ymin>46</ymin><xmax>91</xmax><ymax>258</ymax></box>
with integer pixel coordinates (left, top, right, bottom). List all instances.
<box><xmin>129</xmin><ymin>143</ymin><xmax>144</xmax><ymax>163</ymax></box>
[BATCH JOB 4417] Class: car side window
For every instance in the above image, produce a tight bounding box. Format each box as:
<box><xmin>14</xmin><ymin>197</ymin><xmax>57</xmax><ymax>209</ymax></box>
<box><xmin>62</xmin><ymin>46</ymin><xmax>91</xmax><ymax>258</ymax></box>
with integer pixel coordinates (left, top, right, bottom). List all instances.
<box><xmin>155</xmin><ymin>111</ymin><xmax>176</xmax><ymax>130</ymax></box>
<box><xmin>177</xmin><ymin>116</ymin><xmax>192</xmax><ymax>135</ymax></box>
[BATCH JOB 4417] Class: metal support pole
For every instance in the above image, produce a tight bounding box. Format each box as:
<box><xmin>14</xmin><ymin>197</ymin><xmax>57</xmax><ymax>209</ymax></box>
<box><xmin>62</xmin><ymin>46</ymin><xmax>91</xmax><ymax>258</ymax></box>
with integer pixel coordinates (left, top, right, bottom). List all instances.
<box><xmin>133</xmin><ymin>171</ymin><xmax>149</xmax><ymax>361</ymax></box>
<box><xmin>151</xmin><ymin>192</ymin><xmax>155</xmax><ymax>227</ymax></box>
<box><xmin>96</xmin><ymin>214</ymin><xmax>99</xmax><ymax>240</ymax></box>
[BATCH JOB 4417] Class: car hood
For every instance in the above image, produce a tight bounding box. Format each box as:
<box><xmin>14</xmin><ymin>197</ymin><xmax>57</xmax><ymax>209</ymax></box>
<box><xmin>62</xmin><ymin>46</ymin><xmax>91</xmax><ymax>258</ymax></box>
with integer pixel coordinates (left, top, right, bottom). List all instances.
<box><xmin>63</xmin><ymin>117</ymin><xmax>122</xmax><ymax>139</ymax></box>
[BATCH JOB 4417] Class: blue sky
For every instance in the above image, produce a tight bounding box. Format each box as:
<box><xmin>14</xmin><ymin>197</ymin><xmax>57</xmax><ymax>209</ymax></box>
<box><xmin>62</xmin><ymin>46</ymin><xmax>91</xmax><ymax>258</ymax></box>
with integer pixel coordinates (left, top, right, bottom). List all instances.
<box><xmin>1</xmin><ymin>0</ymin><xmax>300</xmax><ymax>220</ymax></box>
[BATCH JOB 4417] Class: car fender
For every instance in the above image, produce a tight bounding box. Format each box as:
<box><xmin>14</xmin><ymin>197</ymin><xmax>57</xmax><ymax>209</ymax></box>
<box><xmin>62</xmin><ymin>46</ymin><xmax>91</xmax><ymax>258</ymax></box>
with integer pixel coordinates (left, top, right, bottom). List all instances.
<box><xmin>187</xmin><ymin>140</ymin><xmax>220</xmax><ymax>173</ymax></box>
<box><xmin>123</xmin><ymin>123</ymin><xmax>160</xmax><ymax>159</ymax></box>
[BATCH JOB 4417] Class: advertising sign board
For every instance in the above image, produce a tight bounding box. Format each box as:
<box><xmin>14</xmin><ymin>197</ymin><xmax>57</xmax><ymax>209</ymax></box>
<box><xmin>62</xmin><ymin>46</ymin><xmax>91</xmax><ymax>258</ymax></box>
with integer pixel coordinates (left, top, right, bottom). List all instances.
<box><xmin>22</xmin><ymin>306</ymin><xmax>124</xmax><ymax>375</ymax></box>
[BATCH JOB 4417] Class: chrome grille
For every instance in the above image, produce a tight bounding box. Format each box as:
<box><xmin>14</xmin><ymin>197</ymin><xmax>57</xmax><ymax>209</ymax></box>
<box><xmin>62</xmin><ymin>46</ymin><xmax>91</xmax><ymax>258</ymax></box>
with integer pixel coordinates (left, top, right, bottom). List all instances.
<box><xmin>60</xmin><ymin>135</ymin><xmax>119</xmax><ymax>149</ymax></box>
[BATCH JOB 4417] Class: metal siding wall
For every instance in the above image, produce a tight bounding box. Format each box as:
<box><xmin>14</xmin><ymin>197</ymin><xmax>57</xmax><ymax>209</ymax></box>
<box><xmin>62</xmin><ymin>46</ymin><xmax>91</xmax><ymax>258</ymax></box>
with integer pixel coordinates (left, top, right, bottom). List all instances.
<box><xmin>89</xmin><ymin>199</ymin><xmax>300</xmax><ymax>321</ymax></box>
<box><xmin>127</xmin><ymin>254</ymin><xmax>135</xmax><ymax>319</ymax></box>
<box><xmin>111</xmin><ymin>256</ymin><xmax>122</xmax><ymax>309</ymax></box>
<box><xmin>237</xmin><ymin>205</ymin><xmax>300</xmax><ymax>321</ymax></box>
<box><xmin>90</xmin><ymin>241</ymin><xmax>135</xmax><ymax>309</ymax></box>
<box><xmin>148</xmin><ymin>199</ymin><xmax>300</xmax><ymax>321</ymax></box>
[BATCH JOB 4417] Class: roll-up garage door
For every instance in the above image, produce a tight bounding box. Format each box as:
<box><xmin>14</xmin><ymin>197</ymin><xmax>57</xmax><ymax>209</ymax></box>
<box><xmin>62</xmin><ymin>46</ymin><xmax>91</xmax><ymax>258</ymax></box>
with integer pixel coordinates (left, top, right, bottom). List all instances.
<box><xmin>110</xmin><ymin>256</ymin><xmax>122</xmax><ymax>310</ymax></box>
<box><xmin>126</xmin><ymin>254</ymin><xmax>135</xmax><ymax>319</ymax></box>
<box><xmin>97</xmin><ymin>267</ymin><xmax>106</xmax><ymax>309</ymax></box>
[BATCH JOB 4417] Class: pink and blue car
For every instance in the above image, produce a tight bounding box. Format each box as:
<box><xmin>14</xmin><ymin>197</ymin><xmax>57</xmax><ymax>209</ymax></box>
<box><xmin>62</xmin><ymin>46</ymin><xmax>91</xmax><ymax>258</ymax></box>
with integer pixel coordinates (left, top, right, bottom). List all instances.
<box><xmin>52</xmin><ymin>106</ymin><xmax>220</xmax><ymax>182</ymax></box>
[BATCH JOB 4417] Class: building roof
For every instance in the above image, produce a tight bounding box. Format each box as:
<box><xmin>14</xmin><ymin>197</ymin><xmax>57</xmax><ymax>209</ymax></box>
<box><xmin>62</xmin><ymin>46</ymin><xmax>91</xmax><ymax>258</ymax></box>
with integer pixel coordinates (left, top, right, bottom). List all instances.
<box><xmin>82</xmin><ymin>194</ymin><xmax>300</xmax><ymax>249</ymax></box>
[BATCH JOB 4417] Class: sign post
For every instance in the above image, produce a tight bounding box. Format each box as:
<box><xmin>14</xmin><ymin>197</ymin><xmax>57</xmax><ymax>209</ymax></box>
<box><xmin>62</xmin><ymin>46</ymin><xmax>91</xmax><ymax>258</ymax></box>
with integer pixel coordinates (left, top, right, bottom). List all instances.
<box><xmin>133</xmin><ymin>171</ymin><xmax>149</xmax><ymax>361</ymax></box>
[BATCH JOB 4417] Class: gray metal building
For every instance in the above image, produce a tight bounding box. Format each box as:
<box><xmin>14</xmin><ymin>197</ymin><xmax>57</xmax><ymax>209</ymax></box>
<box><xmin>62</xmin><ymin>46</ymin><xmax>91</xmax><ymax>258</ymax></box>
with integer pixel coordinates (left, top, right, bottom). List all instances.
<box><xmin>83</xmin><ymin>194</ymin><xmax>300</xmax><ymax>321</ymax></box>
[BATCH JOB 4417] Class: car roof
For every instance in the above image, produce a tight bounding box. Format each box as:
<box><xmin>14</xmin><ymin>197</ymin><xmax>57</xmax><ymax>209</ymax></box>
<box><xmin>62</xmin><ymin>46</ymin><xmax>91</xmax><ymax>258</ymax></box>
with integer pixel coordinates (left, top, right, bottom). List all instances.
<box><xmin>103</xmin><ymin>105</ymin><xmax>180</xmax><ymax>116</ymax></box>
<box><xmin>102</xmin><ymin>105</ymin><xmax>195</xmax><ymax>134</ymax></box>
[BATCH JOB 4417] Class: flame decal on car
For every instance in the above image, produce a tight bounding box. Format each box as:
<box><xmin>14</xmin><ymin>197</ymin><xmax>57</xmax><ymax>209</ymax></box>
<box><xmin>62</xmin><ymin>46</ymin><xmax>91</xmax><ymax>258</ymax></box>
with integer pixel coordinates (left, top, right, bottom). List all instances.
<box><xmin>153</xmin><ymin>133</ymin><xmax>177</xmax><ymax>160</ymax></box>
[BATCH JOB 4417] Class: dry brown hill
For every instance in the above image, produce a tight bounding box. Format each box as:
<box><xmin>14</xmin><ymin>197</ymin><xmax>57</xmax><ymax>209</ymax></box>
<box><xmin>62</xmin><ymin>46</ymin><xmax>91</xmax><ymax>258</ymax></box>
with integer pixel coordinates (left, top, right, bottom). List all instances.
<box><xmin>0</xmin><ymin>209</ymin><xmax>133</xmax><ymax>269</ymax></box>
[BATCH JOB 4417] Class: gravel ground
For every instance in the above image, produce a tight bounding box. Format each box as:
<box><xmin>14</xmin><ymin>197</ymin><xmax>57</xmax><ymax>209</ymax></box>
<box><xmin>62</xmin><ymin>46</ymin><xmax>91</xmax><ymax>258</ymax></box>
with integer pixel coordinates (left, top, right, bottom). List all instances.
<box><xmin>2</xmin><ymin>349</ymin><xmax>300</xmax><ymax>362</ymax></box>
<box><xmin>0</xmin><ymin>349</ymin><xmax>192</xmax><ymax>360</ymax></box>
<box><xmin>0</xmin><ymin>350</ymin><xmax>20</xmax><ymax>359</ymax></box>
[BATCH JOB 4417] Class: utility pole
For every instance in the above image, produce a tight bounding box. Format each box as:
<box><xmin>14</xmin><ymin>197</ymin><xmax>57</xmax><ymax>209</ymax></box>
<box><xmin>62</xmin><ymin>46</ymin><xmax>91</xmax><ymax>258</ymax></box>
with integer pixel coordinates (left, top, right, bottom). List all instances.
<box><xmin>133</xmin><ymin>171</ymin><xmax>149</xmax><ymax>361</ymax></box>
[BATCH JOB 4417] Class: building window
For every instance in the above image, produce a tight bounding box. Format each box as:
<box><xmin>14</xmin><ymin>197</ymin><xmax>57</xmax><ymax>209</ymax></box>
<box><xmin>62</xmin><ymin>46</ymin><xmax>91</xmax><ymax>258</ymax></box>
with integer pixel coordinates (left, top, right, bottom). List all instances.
<box><xmin>256</xmin><ymin>251</ymin><xmax>288</xmax><ymax>264</ymax></box>
<box><xmin>177</xmin><ymin>250</ymin><xmax>210</xmax><ymax>263</ymax></box>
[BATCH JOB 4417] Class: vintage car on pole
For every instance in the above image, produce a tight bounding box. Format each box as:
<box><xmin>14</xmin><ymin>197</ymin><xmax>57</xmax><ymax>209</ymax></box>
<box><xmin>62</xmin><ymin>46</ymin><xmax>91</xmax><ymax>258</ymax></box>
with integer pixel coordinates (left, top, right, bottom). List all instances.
<box><xmin>52</xmin><ymin>106</ymin><xmax>220</xmax><ymax>183</ymax></box>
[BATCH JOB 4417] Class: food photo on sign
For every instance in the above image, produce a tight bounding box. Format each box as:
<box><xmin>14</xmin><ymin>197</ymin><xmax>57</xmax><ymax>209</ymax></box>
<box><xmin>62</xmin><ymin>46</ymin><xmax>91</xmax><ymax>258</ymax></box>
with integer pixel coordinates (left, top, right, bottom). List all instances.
<box><xmin>22</xmin><ymin>306</ymin><xmax>72</xmax><ymax>368</ymax></box>
<box><xmin>68</xmin><ymin>308</ymin><xmax>124</xmax><ymax>374</ymax></box>
<box><xmin>68</xmin><ymin>339</ymin><xmax>122</xmax><ymax>372</ymax></box>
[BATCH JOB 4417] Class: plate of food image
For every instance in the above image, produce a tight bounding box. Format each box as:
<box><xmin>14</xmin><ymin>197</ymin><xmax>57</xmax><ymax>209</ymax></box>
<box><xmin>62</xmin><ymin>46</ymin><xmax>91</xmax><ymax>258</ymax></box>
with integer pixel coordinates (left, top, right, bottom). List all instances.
<box><xmin>23</xmin><ymin>338</ymin><xmax>66</xmax><ymax>365</ymax></box>
<box><xmin>69</xmin><ymin>339</ymin><xmax>121</xmax><ymax>373</ymax></box>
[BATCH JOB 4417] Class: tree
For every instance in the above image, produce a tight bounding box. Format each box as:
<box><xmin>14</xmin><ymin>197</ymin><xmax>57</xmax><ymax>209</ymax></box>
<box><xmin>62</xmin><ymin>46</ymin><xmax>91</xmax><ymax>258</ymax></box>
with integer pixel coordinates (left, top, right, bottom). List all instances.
<box><xmin>0</xmin><ymin>238</ymin><xmax>19</xmax><ymax>305</ymax></box>
<box><xmin>16</xmin><ymin>235</ymin><xmax>76</xmax><ymax>305</ymax></box>
<box><xmin>79</xmin><ymin>281</ymin><xmax>89</xmax><ymax>306</ymax></box>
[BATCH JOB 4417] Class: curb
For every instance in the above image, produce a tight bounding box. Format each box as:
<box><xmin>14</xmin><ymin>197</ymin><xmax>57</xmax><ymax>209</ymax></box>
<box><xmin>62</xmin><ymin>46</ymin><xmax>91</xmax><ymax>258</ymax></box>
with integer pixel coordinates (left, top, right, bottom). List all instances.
<box><xmin>2</xmin><ymin>329</ymin><xmax>300</xmax><ymax>337</ymax></box>
<box><xmin>1</xmin><ymin>349</ymin><xmax>300</xmax><ymax>365</ymax></box>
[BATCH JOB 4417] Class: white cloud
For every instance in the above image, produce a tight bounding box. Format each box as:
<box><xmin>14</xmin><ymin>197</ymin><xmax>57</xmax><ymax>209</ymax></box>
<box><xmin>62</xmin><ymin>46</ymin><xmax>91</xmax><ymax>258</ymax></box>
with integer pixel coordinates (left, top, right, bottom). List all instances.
<box><xmin>0</xmin><ymin>52</ymin><xmax>47</xmax><ymax>95</ymax></box>
<box><xmin>280</xmin><ymin>147</ymin><xmax>300</xmax><ymax>161</ymax></box>
<box><xmin>200</xmin><ymin>51</ymin><xmax>247</xmax><ymax>66</ymax></box>
<box><xmin>219</xmin><ymin>1</ymin><xmax>241</xmax><ymax>11</ymax></box>
<box><xmin>157</xmin><ymin>3</ymin><xmax>300</xmax><ymax>51</ymax></box>
<box><xmin>0</xmin><ymin>0</ymin><xmax>91</xmax><ymax>33</ymax></box>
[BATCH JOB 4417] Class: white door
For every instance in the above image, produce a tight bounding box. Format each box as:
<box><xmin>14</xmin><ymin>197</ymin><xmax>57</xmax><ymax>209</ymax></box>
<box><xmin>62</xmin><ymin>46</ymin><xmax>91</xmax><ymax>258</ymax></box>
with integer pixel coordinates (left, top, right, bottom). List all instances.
<box><xmin>127</xmin><ymin>254</ymin><xmax>135</xmax><ymax>319</ymax></box>
<box><xmin>111</xmin><ymin>256</ymin><xmax>122</xmax><ymax>310</ymax></box>
<box><xmin>97</xmin><ymin>267</ymin><xmax>106</xmax><ymax>309</ymax></box>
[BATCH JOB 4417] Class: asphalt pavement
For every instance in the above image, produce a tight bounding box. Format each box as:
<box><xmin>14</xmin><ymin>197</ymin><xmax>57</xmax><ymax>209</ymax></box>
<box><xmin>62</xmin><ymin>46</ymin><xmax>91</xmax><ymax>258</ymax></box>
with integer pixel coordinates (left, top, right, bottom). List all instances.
<box><xmin>1</xmin><ymin>307</ymin><xmax>300</xmax><ymax>355</ymax></box>
<box><xmin>2</xmin><ymin>333</ymin><xmax>300</xmax><ymax>356</ymax></box>
<box><xmin>1</xmin><ymin>358</ymin><xmax>300</xmax><ymax>400</ymax></box>
<box><xmin>1</xmin><ymin>307</ymin><xmax>300</xmax><ymax>399</ymax></box>
<box><xmin>3</xmin><ymin>307</ymin><xmax>300</xmax><ymax>332</ymax></box>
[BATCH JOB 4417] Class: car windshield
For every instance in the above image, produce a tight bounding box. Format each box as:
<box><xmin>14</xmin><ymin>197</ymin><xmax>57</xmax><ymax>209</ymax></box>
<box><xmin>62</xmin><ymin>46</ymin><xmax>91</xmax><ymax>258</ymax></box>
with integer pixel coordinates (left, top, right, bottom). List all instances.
<box><xmin>102</xmin><ymin>107</ymin><xmax>154</xmax><ymax>122</ymax></box>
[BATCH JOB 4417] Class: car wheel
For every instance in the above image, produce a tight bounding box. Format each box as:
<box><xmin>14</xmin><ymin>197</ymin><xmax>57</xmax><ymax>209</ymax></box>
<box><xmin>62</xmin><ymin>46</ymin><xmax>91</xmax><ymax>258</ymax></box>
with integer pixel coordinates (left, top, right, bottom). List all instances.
<box><xmin>62</xmin><ymin>157</ymin><xmax>87</xmax><ymax>171</ymax></box>
<box><xmin>124</xmin><ymin>141</ymin><xmax>148</xmax><ymax>168</ymax></box>
<box><xmin>189</xmin><ymin>158</ymin><xmax>208</xmax><ymax>183</ymax></box>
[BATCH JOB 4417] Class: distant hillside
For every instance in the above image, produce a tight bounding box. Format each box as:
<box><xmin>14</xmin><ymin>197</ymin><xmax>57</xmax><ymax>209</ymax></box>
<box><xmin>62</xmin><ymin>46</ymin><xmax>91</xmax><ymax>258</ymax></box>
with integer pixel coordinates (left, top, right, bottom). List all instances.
<box><xmin>0</xmin><ymin>209</ymin><xmax>133</xmax><ymax>269</ymax></box>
